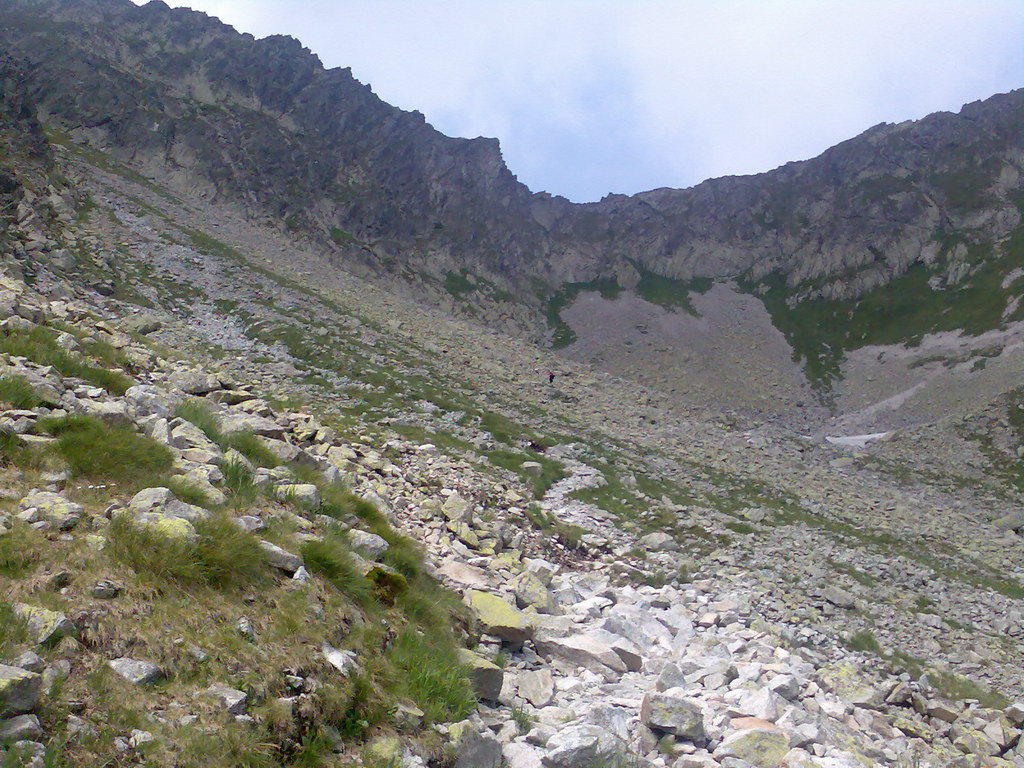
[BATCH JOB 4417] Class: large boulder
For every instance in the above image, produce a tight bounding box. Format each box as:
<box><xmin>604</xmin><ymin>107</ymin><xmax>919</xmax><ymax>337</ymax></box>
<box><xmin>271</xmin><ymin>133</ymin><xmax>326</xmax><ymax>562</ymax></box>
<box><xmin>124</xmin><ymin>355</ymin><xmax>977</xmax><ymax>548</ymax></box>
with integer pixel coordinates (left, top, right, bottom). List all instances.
<box><xmin>534</xmin><ymin>634</ymin><xmax>626</xmax><ymax>675</ymax></box>
<box><xmin>640</xmin><ymin>688</ymin><xmax>706</xmax><ymax>741</ymax></box>
<box><xmin>12</xmin><ymin>604</ymin><xmax>76</xmax><ymax>646</ymax></box>
<box><xmin>17</xmin><ymin>490</ymin><xmax>82</xmax><ymax>531</ymax></box>
<box><xmin>457</xmin><ymin>648</ymin><xmax>503</xmax><ymax>702</ymax></box>
<box><xmin>470</xmin><ymin>591</ymin><xmax>532</xmax><ymax>643</ymax></box>
<box><xmin>0</xmin><ymin>665</ymin><xmax>42</xmax><ymax>716</ymax></box>
<box><xmin>714</xmin><ymin>729</ymin><xmax>791</xmax><ymax>767</ymax></box>
<box><xmin>542</xmin><ymin>724</ymin><xmax>628</xmax><ymax>768</ymax></box>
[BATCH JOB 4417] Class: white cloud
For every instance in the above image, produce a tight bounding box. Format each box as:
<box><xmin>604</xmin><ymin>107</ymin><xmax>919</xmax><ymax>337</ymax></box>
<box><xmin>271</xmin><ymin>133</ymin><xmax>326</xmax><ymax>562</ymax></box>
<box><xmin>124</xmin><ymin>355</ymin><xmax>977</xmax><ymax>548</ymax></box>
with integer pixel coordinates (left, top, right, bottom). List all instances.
<box><xmin>132</xmin><ymin>0</ymin><xmax>1024</xmax><ymax>201</ymax></box>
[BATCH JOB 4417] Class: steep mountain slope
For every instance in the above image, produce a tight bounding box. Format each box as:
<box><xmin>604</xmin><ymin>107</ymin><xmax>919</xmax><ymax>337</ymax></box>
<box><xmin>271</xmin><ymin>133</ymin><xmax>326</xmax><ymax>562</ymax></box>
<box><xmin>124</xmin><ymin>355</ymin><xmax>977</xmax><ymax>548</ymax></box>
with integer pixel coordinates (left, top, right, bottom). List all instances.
<box><xmin>2</xmin><ymin>7</ymin><xmax>1024</xmax><ymax>764</ymax></box>
<box><xmin>4</xmin><ymin>0</ymin><xmax>1024</xmax><ymax>425</ymax></box>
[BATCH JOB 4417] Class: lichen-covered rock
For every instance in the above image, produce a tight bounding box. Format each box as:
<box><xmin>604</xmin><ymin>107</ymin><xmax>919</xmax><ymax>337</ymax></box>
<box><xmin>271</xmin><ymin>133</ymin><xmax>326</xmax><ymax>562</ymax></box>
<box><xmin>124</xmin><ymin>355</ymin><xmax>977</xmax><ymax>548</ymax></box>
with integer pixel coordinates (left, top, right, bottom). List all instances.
<box><xmin>640</xmin><ymin>688</ymin><xmax>706</xmax><ymax>741</ymax></box>
<box><xmin>0</xmin><ymin>666</ymin><xmax>42</xmax><ymax>717</ymax></box>
<box><xmin>541</xmin><ymin>724</ymin><xmax>628</xmax><ymax>768</ymax></box>
<box><xmin>12</xmin><ymin>604</ymin><xmax>75</xmax><ymax>646</ymax></box>
<box><xmin>457</xmin><ymin>648</ymin><xmax>503</xmax><ymax>702</ymax></box>
<box><xmin>714</xmin><ymin>728</ymin><xmax>791</xmax><ymax>767</ymax></box>
<box><xmin>0</xmin><ymin>714</ymin><xmax>43</xmax><ymax>743</ymax></box>
<box><xmin>469</xmin><ymin>590</ymin><xmax>531</xmax><ymax>643</ymax></box>
<box><xmin>510</xmin><ymin>570</ymin><xmax>558</xmax><ymax>614</ymax></box>
<box><xmin>17</xmin><ymin>490</ymin><xmax>82</xmax><ymax>530</ymax></box>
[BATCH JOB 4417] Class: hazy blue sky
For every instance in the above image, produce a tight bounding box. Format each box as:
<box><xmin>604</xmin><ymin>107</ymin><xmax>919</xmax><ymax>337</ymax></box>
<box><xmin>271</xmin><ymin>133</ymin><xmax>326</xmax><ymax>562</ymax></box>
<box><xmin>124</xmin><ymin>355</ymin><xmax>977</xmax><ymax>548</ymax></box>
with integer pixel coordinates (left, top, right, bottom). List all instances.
<box><xmin>135</xmin><ymin>0</ymin><xmax>1024</xmax><ymax>202</ymax></box>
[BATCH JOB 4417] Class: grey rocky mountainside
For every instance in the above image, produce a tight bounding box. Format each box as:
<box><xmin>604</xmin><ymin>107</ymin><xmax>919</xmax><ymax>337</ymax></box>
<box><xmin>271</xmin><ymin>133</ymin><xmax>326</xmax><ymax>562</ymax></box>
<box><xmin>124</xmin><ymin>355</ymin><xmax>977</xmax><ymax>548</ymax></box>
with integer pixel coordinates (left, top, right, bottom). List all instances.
<box><xmin>5</xmin><ymin>0</ymin><xmax>1024</xmax><ymax>429</ymax></box>
<box><xmin>3</xmin><ymin>0</ymin><xmax>1024</xmax><ymax>307</ymax></box>
<box><xmin>1</xmin><ymin>2</ymin><xmax>1024</xmax><ymax>767</ymax></box>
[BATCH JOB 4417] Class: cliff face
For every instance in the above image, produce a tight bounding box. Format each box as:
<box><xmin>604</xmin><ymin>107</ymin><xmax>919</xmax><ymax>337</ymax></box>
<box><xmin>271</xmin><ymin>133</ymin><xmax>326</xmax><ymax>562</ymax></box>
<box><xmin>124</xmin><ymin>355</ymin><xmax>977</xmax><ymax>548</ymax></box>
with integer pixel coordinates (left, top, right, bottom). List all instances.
<box><xmin>0</xmin><ymin>53</ymin><xmax>57</xmax><ymax>252</ymax></box>
<box><xmin>2</xmin><ymin>0</ymin><xmax>1023</xmax><ymax>322</ymax></box>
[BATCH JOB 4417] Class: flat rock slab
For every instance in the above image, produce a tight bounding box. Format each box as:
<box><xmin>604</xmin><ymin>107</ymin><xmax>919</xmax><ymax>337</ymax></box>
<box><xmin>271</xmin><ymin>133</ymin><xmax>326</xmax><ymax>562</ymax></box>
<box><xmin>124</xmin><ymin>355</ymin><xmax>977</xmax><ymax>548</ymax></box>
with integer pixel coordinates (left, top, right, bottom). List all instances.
<box><xmin>107</xmin><ymin>658</ymin><xmax>163</xmax><ymax>685</ymax></box>
<box><xmin>534</xmin><ymin>633</ymin><xmax>626</xmax><ymax>675</ymax></box>
<box><xmin>205</xmin><ymin>685</ymin><xmax>248</xmax><ymax>714</ymax></box>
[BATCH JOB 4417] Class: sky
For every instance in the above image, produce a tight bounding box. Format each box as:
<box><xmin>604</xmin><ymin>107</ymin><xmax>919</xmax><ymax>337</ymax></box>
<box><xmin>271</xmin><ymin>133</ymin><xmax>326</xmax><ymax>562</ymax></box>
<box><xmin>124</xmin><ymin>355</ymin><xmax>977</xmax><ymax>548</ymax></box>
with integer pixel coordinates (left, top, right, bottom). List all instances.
<box><xmin>133</xmin><ymin>0</ymin><xmax>1024</xmax><ymax>203</ymax></box>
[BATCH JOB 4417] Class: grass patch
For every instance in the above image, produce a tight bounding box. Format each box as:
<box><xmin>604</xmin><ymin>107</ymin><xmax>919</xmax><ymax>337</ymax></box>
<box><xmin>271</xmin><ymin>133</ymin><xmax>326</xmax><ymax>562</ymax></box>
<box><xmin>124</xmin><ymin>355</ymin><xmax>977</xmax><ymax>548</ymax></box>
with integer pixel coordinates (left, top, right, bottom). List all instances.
<box><xmin>828</xmin><ymin>559</ymin><xmax>877</xmax><ymax>587</ymax></box>
<box><xmin>300</xmin><ymin>533</ymin><xmax>376</xmax><ymax>609</ymax></box>
<box><xmin>486</xmin><ymin>449</ymin><xmax>566</xmax><ymax>498</ymax></box>
<box><xmin>38</xmin><ymin>414</ymin><xmax>174</xmax><ymax>489</ymax></box>
<box><xmin>384</xmin><ymin>627</ymin><xmax>476</xmax><ymax>723</ymax></box>
<box><xmin>0</xmin><ymin>374</ymin><xmax>43</xmax><ymax>409</ymax></box>
<box><xmin>0</xmin><ymin>324</ymin><xmax>132</xmax><ymax>394</ymax></box>
<box><xmin>175</xmin><ymin>397</ymin><xmax>223</xmax><ymax>443</ymax></box>
<box><xmin>0</xmin><ymin>521</ymin><xmax>43</xmax><ymax>578</ymax></box>
<box><xmin>0</xmin><ymin>600</ymin><xmax>30</xmax><ymax>662</ymax></box>
<box><xmin>744</xmin><ymin>196</ymin><xmax>1024</xmax><ymax>395</ymax></box>
<box><xmin>106</xmin><ymin>512</ymin><xmax>268</xmax><ymax>590</ymax></box>
<box><xmin>632</xmin><ymin>262</ymin><xmax>713</xmax><ymax>314</ymax></box>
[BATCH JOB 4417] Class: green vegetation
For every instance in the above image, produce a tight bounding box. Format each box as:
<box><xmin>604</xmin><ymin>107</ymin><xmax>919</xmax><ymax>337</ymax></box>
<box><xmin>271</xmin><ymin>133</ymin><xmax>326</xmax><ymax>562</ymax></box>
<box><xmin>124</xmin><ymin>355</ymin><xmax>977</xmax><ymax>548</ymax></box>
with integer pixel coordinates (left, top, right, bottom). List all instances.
<box><xmin>744</xmin><ymin>195</ymin><xmax>1024</xmax><ymax>395</ymax></box>
<box><xmin>544</xmin><ymin>268</ymin><xmax>713</xmax><ymax>348</ymax></box>
<box><xmin>301</xmin><ymin>533</ymin><xmax>376</xmax><ymax>609</ymax></box>
<box><xmin>329</xmin><ymin>227</ymin><xmax>355</xmax><ymax>246</ymax></box>
<box><xmin>487</xmin><ymin>449</ymin><xmax>566</xmax><ymax>498</ymax></box>
<box><xmin>632</xmin><ymin>263</ymin><xmax>712</xmax><ymax>314</ymax></box>
<box><xmin>0</xmin><ymin>600</ymin><xmax>30</xmax><ymax>660</ymax></box>
<box><xmin>0</xmin><ymin>521</ymin><xmax>42</xmax><ymax>578</ymax></box>
<box><xmin>107</xmin><ymin>512</ymin><xmax>269</xmax><ymax>589</ymax></box>
<box><xmin>0</xmin><ymin>374</ymin><xmax>44</xmax><ymax>409</ymax></box>
<box><xmin>545</xmin><ymin>277</ymin><xmax>621</xmax><ymax>349</ymax></box>
<box><xmin>39</xmin><ymin>414</ymin><xmax>174</xmax><ymax>489</ymax></box>
<box><xmin>0</xmin><ymin>323</ymin><xmax>132</xmax><ymax>394</ymax></box>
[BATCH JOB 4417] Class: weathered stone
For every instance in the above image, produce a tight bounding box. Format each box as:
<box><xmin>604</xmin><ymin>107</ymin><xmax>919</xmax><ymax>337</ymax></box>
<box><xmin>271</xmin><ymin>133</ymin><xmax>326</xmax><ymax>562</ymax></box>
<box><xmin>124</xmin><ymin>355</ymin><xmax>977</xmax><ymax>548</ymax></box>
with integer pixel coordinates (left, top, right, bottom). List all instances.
<box><xmin>510</xmin><ymin>570</ymin><xmax>559</xmax><ymax>614</ymax></box>
<box><xmin>12</xmin><ymin>604</ymin><xmax>75</xmax><ymax>646</ymax></box>
<box><xmin>121</xmin><ymin>313</ymin><xmax>162</xmax><ymax>335</ymax></box>
<box><xmin>541</xmin><ymin>724</ymin><xmax>627</xmax><ymax>768</ymax></box>
<box><xmin>0</xmin><ymin>666</ymin><xmax>42</xmax><ymax>717</ymax></box>
<box><xmin>451</xmin><ymin>718</ymin><xmax>502</xmax><ymax>768</ymax></box>
<box><xmin>168</xmin><ymin>369</ymin><xmax>221</xmax><ymax>395</ymax></box>
<box><xmin>274</xmin><ymin>484</ymin><xmax>320</xmax><ymax>507</ymax></box>
<box><xmin>457</xmin><ymin>648</ymin><xmax>503</xmax><ymax>701</ymax></box>
<box><xmin>205</xmin><ymin>685</ymin><xmax>247</xmax><ymax>715</ymax></box>
<box><xmin>442</xmin><ymin>493</ymin><xmax>472</xmax><ymax>522</ymax></box>
<box><xmin>822</xmin><ymin>586</ymin><xmax>856</xmax><ymax>609</ymax></box>
<box><xmin>639</xmin><ymin>531</ymin><xmax>678</xmax><ymax>552</ymax></box>
<box><xmin>345</xmin><ymin>529</ymin><xmax>389</xmax><ymax>560</ymax></box>
<box><xmin>517</xmin><ymin>668</ymin><xmax>555</xmax><ymax>707</ymax></box>
<box><xmin>107</xmin><ymin>658</ymin><xmax>162</xmax><ymax>685</ymax></box>
<box><xmin>640</xmin><ymin>688</ymin><xmax>706</xmax><ymax>741</ymax></box>
<box><xmin>714</xmin><ymin>729</ymin><xmax>791</xmax><ymax>768</ymax></box>
<box><xmin>259</xmin><ymin>540</ymin><xmax>302</xmax><ymax>573</ymax></box>
<box><xmin>322</xmin><ymin>644</ymin><xmax>357</xmax><ymax>676</ymax></box>
<box><xmin>470</xmin><ymin>590</ymin><xmax>531</xmax><ymax>643</ymax></box>
<box><xmin>534</xmin><ymin>633</ymin><xmax>626</xmax><ymax>674</ymax></box>
<box><xmin>0</xmin><ymin>714</ymin><xmax>42</xmax><ymax>743</ymax></box>
<box><xmin>17</xmin><ymin>490</ymin><xmax>82</xmax><ymax>531</ymax></box>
